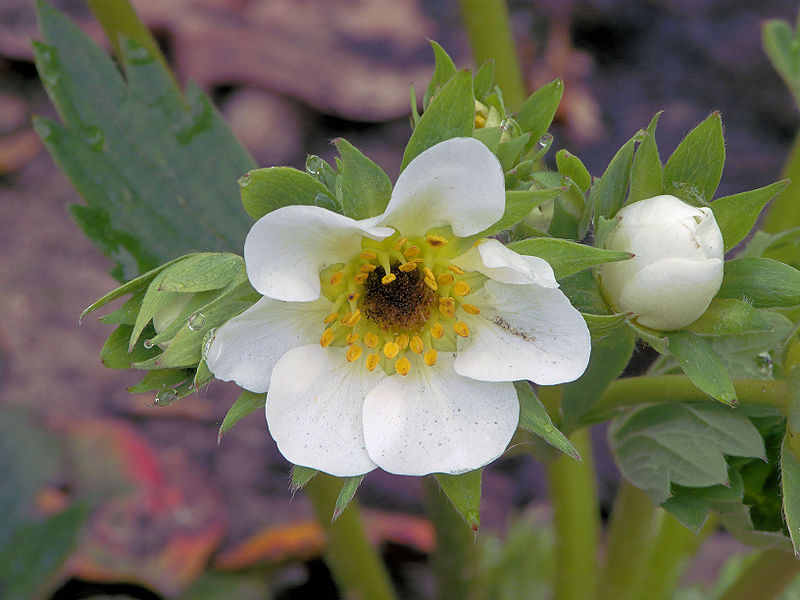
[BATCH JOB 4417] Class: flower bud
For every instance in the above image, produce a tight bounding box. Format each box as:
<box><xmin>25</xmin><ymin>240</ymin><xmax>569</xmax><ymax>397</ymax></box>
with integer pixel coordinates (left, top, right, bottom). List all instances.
<box><xmin>597</xmin><ymin>194</ymin><xmax>724</xmax><ymax>331</ymax></box>
<box><xmin>152</xmin><ymin>294</ymin><xmax>193</xmax><ymax>348</ymax></box>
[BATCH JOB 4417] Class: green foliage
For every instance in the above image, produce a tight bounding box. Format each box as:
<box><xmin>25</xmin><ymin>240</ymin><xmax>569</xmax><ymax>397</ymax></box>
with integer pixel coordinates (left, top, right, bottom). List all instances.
<box><xmin>558</xmin><ymin>270</ymin><xmax>611</xmax><ymax>315</ymax></box>
<box><xmin>663</xmin><ymin>112</ymin><xmax>725</xmax><ymax>204</ymax></box>
<box><xmin>423</xmin><ymin>41</ymin><xmax>458</xmax><ymax>109</ymax></box>
<box><xmin>686</xmin><ymin>298</ymin><xmax>773</xmax><ymax>336</ymax></box>
<box><xmin>239</xmin><ymin>167</ymin><xmax>335</xmax><ymax>221</ymax></box>
<box><xmin>218</xmin><ymin>390</ymin><xmax>267</xmax><ymax>443</ymax></box>
<box><xmin>515</xmin><ymin>382</ymin><xmax>579</xmax><ymax>459</ymax></box>
<box><xmin>472</xmin><ymin>60</ymin><xmax>495</xmax><ymax>100</ymax></box>
<box><xmin>515</xmin><ymin>78</ymin><xmax>563</xmax><ymax>143</ymax></box>
<box><xmin>477</xmin><ymin>187</ymin><xmax>563</xmax><ymax>237</ymax></box>
<box><xmin>763</xmin><ymin>15</ymin><xmax>800</xmax><ymax>109</ymax></box>
<box><xmin>610</xmin><ymin>403</ymin><xmax>766</xmax><ymax>504</ymax></box>
<box><xmin>334</xmin><ymin>139</ymin><xmax>393</xmax><ymax>220</ymax></box>
<box><xmin>290</xmin><ymin>465</ymin><xmax>319</xmax><ymax>493</ymax></box>
<box><xmin>718</xmin><ymin>258</ymin><xmax>800</xmax><ymax>308</ymax></box>
<box><xmin>582</xmin><ymin>313</ymin><xmax>630</xmax><ymax>341</ymax></box>
<box><xmin>667</xmin><ymin>330</ymin><xmax>737</xmax><ymax>405</ymax></box>
<box><xmin>555</xmin><ymin>149</ymin><xmax>591</xmax><ymax>193</ymax></box>
<box><xmin>628</xmin><ymin>112</ymin><xmax>663</xmax><ymax>203</ymax></box>
<box><xmin>591</xmin><ymin>133</ymin><xmax>637</xmax><ymax>222</ymax></box>
<box><xmin>435</xmin><ymin>470</ymin><xmax>482</xmax><ymax>531</ymax></box>
<box><xmin>332</xmin><ymin>476</ymin><xmax>365</xmax><ymax>521</ymax></box>
<box><xmin>712</xmin><ymin>181</ymin><xmax>789</xmax><ymax>251</ymax></box>
<box><xmin>781</xmin><ymin>433</ymin><xmax>800</xmax><ymax>556</ymax></box>
<box><xmin>508</xmin><ymin>237</ymin><xmax>632</xmax><ymax>280</ymax></box>
<box><xmin>34</xmin><ymin>1</ymin><xmax>255</xmax><ymax>280</ymax></box>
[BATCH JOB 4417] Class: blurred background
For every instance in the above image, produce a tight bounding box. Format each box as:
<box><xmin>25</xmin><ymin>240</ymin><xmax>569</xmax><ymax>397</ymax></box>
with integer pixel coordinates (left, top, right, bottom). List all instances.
<box><xmin>1</xmin><ymin>0</ymin><xmax>799</xmax><ymax>598</ymax></box>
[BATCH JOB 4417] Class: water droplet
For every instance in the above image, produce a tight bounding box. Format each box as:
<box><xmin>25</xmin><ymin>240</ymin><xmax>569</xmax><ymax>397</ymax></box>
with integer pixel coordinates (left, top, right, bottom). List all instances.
<box><xmin>757</xmin><ymin>351</ymin><xmax>773</xmax><ymax>377</ymax></box>
<box><xmin>125</xmin><ymin>42</ymin><xmax>153</xmax><ymax>65</ymax></box>
<box><xmin>143</xmin><ymin>339</ymin><xmax>155</xmax><ymax>349</ymax></box>
<box><xmin>188</xmin><ymin>312</ymin><xmax>206</xmax><ymax>330</ymax></box>
<box><xmin>538</xmin><ymin>133</ymin><xmax>553</xmax><ymax>149</ymax></box>
<box><xmin>543</xmin><ymin>424</ymin><xmax>555</xmax><ymax>434</ymax></box>
<box><xmin>202</xmin><ymin>328</ymin><xmax>217</xmax><ymax>361</ymax></box>
<box><xmin>500</xmin><ymin>118</ymin><xmax>513</xmax><ymax>131</ymax></box>
<box><xmin>173</xmin><ymin>96</ymin><xmax>213</xmax><ymax>145</ymax></box>
<box><xmin>81</xmin><ymin>126</ymin><xmax>105</xmax><ymax>151</ymax></box>
<box><xmin>306</xmin><ymin>155</ymin><xmax>324</xmax><ymax>177</ymax></box>
<box><xmin>154</xmin><ymin>389</ymin><xmax>178</xmax><ymax>406</ymax></box>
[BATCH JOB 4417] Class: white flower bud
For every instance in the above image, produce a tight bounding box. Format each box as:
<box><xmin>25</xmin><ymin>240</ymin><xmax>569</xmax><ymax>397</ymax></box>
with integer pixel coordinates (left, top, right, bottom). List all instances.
<box><xmin>597</xmin><ymin>194</ymin><xmax>724</xmax><ymax>331</ymax></box>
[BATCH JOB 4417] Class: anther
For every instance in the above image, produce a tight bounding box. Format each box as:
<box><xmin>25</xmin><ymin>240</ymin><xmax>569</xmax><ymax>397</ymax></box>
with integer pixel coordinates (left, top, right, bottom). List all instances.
<box><xmin>382</xmin><ymin>273</ymin><xmax>396</xmax><ymax>285</ymax></box>
<box><xmin>424</xmin><ymin>277</ymin><xmax>438</xmax><ymax>291</ymax></box>
<box><xmin>437</xmin><ymin>273</ymin><xmax>455</xmax><ymax>285</ymax></box>
<box><xmin>475</xmin><ymin>114</ymin><xmax>487</xmax><ymax>128</ymax></box>
<box><xmin>346</xmin><ymin>333</ymin><xmax>360</xmax><ymax>345</ymax></box>
<box><xmin>448</xmin><ymin>265</ymin><xmax>464</xmax><ymax>275</ymax></box>
<box><xmin>410</xmin><ymin>336</ymin><xmax>424</xmax><ymax>354</ymax></box>
<box><xmin>426</xmin><ymin>235</ymin><xmax>448</xmax><ymax>247</ymax></box>
<box><xmin>320</xmin><ymin>328</ymin><xmax>335</xmax><ymax>348</ymax></box>
<box><xmin>431</xmin><ymin>323</ymin><xmax>444</xmax><ymax>339</ymax></box>
<box><xmin>439</xmin><ymin>302</ymin><xmax>455</xmax><ymax>319</ymax></box>
<box><xmin>424</xmin><ymin>348</ymin><xmax>438</xmax><ymax>366</ymax></box>
<box><xmin>347</xmin><ymin>292</ymin><xmax>360</xmax><ymax>302</ymax></box>
<box><xmin>324</xmin><ymin>312</ymin><xmax>339</xmax><ymax>325</ymax></box>
<box><xmin>453</xmin><ymin>281</ymin><xmax>471</xmax><ymax>296</ymax></box>
<box><xmin>398</xmin><ymin>262</ymin><xmax>417</xmax><ymax>272</ymax></box>
<box><xmin>403</xmin><ymin>246</ymin><xmax>420</xmax><ymax>258</ymax></box>
<box><xmin>360</xmin><ymin>251</ymin><xmax>377</xmax><ymax>260</ymax></box>
<box><xmin>423</xmin><ymin>267</ymin><xmax>435</xmax><ymax>280</ymax></box>
<box><xmin>462</xmin><ymin>304</ymin><xmax>481</xmax><ymax>315</ymax></box>
<box><xmin>330</xmin><ymin>271</ymin><xmax>344</xmax><ymax>286</ymax></box>
<box><xmin>364</xmin><ymin>332</ymin><xmax>379</xmax><ymax>348</ymax></box>
<box><xmin>393</xmin><ymin>237</ymin><xmax>408</xmax><ymax>251</ymax></box>
<box><xmin>366</xmin><ymin>353</ymin><xmax>380</xmax><ymax>372</ymax></box>
<box><xmin>454</xmin><ymin>321</ymin><xmax>470</xmax><ymax>337</ymax></box>
<box><xmin>360</xmin><ymin>264</ymin><xmax>377</xmax><ymax>272</ymax></box>
<box><xmin>348</xmin><ymin>310</ymin><xmax>362</xmax><ymax>326</ymax></box>
<box><xmin>395</xmin><ymin>356</ymin><xmax>411</xmax><ymax>376</ymax></box>
<box><xmin>395</xmin><ymin>334</ymin><xmax>409</xmax><ymax>350</ymax></box>
<box><xmin>383</xmin><ymin>341</ymin><xmax>400</xmax><ymax>359</ymax></box>
<box><xmin>353</xmin><ymin>273</ymin><xmax>369</xmax><ymax>284</ymax></box>
<box><xmin>340</xmin><ymin>311</ymin><xmax>353</xmax><ymax>326</ymax></box>
<box><xmin>346</xmin><ymin>345</ymin><xmax>363</xmax><ymax>362</ymax></box>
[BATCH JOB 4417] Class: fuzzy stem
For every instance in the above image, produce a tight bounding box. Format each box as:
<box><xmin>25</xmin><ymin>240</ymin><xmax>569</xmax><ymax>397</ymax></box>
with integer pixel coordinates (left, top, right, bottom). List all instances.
<box><xmin>459</xmin><ymin>0</ymin><xmax>526</xmax><ymax>110</ymax></box>
<box><xmin>305</xmin><ymin>474</ymin><xmax>396</xmax><ymax>600</ymax></box>
<box><xmin>714</xmin><ymin>548</ymin><xmax>800</xmax><ymax>600</ymax></box>
<box><xmin>546</xmin><ymin>428</ymin><xmax>600</xmax><ymax>600</ymax></box>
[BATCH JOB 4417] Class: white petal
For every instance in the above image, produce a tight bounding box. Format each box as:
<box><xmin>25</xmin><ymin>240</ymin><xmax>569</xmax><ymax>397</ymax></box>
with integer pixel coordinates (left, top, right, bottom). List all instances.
<box><xmin>378</xmin><ymin>137</ymin><xmax>505</xmax><ymax>237</ymax></box>
<box><xmin>267</xmin><ymin>344</ymin><xmax>385</xmax><ymax>477</ymax></box>
<box><xmin>245</xmin><ymin>205</ymin><xmax>393</xmax><ymax>302</ymax></box>
<box><xmin>362</xmin><ymin>353</ymin><xmax>518</xmax><ymax>475</ymax></box>
<box><xmin>205</xmin><ymin>296</ymin><xmax>331</xmax><ymax>393</ymax></box>
<box><xmin>452</xmin><ymin>238</ymin><xmax>559</xmax><ymax>287</ymax></box>
<box><xmin>455</xmin><ymin>280</ymin><xmax>590</xmax><ymax>384</ymax></box>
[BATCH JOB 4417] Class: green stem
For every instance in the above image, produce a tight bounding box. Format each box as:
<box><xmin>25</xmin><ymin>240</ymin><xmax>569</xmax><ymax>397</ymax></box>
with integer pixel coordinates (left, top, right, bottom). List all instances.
<box><xmin>459</xmin><ymin>0</ymin><xmax>526</xmax><ymax>111</ymax></box>
<box><xmin>423</xmin><ymin>478</ymin><xmax>476</xmax><ymax>600</ymax></box>
<box><xmin>762</xmin><ymin>130</ymin><xmax>800</xmax><ymax>234</ymax></box>
<box><xmin>87</xmin><ymin>0</ymin><xmax>175</xmax><ymax>83</ymax></box>
<box><xmin>630</xmin><ymin>512</ymin><xmax>716</xmax><ymax>600</ymax></box>
<box><xmin>546</xmin><ymin>428</ymin><xmax>600</xmax><ymax>600</ymax></box>
<box><xmin>715</xmin><ymin>548</ymin><xmax>800</xmax><ymax>600</ymax></box>
<box><xmin>595</xmin><ymin>481</ymin><xmax>662</xmax><ymax>600</ymax></box>
<box><xmin>588</xmin><ymin>376</ymin><xmax>788</xmax><ymax>423</ymax></box>
<box><xmin>305</xmin><ymin>474</ymin><xmax>396</xmax><ymax>600</ymax></box>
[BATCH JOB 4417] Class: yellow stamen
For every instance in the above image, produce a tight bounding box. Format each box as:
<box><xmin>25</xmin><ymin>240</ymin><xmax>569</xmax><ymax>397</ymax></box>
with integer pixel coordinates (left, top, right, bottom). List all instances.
<box><xmin>454</xmin><ymin>321</ymin><xmax>470</xmax><ymax>337</ymax></box>
<box><xmin>383</xmin><ymin>341</ymin><xmax>400</xmax><ymax>359</ymax></box>
<box><xmin>360</xmin><ymin>264</ymin><xmax>377</xmax><ymax>272</ymax></box>
<box><xmin>360</xmin><ymin>251</ymin><xmax>377</xmax><ymax>260</ymax></box>
<box><xmin>382</xmin><ymin>273</ymin><xmax>396</xmax><ymax>285</ymax></box>
<box><xmin>403</xmin><ymin>246</ymin><xmax>420</xmax><ymax>258</ymax></box>
<box><xmin>395</xmin><ymin>356</ymin><xmax>411</xmax><ymax>376</ymax></box>
<box><xmin>348</xmin><ymin>310</ymin><xmax>362</xmax><ymax>326</ymax></box>
<box><xmin>453</xmin><ymin>280</ymin><xmax>471</xmax><ymax>296</ymax></box>
<box><xmin>346</xmin><ymin>345</ymin><xmax>363</xmax><ymax>362</ymax></box>
<box><xmin>340</xmin><ymin>311</ymin><xmax>353</xmax><ymax>326</ymax></box>
<box><xmin>364</xmin><ymin>332</ymin><xmax>379</xmax><ymax>348</ymax></box>
<box><xmin>347</xmin><ymin>292</ymin><xmax>360</xmax><ymax>302</ymax></box>
<box><xmin>320</xmin><ymin>328</ymin><xmax>335</xmax><ymax>348</ymax></box>
<box><xmin>475</xmin><ymin>113</ymin><xmax>487</xmax><ymax>128</ymax></box>
<box><xmin>439</xmin><ymin>296</ymin><xmax>455</xmax><ymax>308</ymax></box>
<box><xmin>346</xmin><ymin>333</ymin><xmax>360</xmax><ymax>345</ymax></box>
<box><xmin>323</xmin><ymin>312</ymin><xmax>339</xmax><ymax>325</ymax></box>
<box><xmin>423</xmin><ymin>267</ymin><xmax>435</xmax><ymax>280</ymax></box>
<box><xmin>431</xmin><ymin>323</ymin><xmax>444</xmax><ymax>339</ymax></box>
<box><xmin>398</xmin><ymin>262</ymin><xmax>417</xmax><ymax>272</ymax></box>
<box><xmin>439</xmin><ymin>302</ymin><xmax>455</xmax><ymax>318</ymax></box>
<box><xmin>366</xmin><ymin>353</ymin><xmax>380</xmax><ymax>371</ymax></box>
<box><xmin>426</xmin><ymin>235</ymin><xmax>448</xmax><ymax>247</ymax></box>
<box><xmin>462</xmin><ymin>304</ymin><xmax>481</xmax><ymax>315</ymax></box>
<box><xmin>448</xmin><ymin>264</ymin><xmax>464</xmax><ymax>275</ymax></box>
<box><xmin>424</xmin><ymin>277</ymin><xmax>438</xmax><ymax>291</ymax></box>
<box><xmin>395</xmin><ymin>334</ymin><xmax>409</xmax><ymax>350</ymax></box>
<box><xmin>437</xmin><ymin>273</ymin><xmax>455</xmax><ymax>285</ymax></box>
<box><xmin>330</xmin><ymin>271</ymin><xmax>344</xmax><ymax>286</ymax></box>
<box><xmin>410</xmin><ymin>257</ymin><xmax>425</xmax><ymax>264</ymax></box>
<box><xmin>424</xmin><ymin>348</ymin><xmax>438</xmax><ymax>366</ymax></box>
<box><xmin>409</xmin><ymin>336</ymin><xmax>424</xmax><ymax>354</ymax></box>
<box><xmin>353</xmin><ymin>273</ymin><xmax>369</xmax><ymax>284</ymax></box>
<box><xmin>393</xmin><ymin>237</ymin><xmax>408</xmax><ymax>251</ymax></box>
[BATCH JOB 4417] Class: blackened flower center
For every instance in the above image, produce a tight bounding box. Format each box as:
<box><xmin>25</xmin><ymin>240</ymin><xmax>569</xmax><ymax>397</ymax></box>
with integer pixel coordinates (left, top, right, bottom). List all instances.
<box><xmin>361</xmin><ymin>263</ymin><xmax>434</xmax><ymax>332</ymax></box>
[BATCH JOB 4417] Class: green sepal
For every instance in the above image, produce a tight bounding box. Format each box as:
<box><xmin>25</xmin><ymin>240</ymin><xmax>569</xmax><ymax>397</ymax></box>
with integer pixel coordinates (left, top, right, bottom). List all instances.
<box><xmin>558</xmin><ymin>270</ymin><xmax>611</xmax><ymax>315</ymax></box>
<box><xmin>218</xmin><ymin>390</ymin><xmax>267</xmax><ymax>444</ymax></box>
<box><xmin>555</xmin><ymin>149</ymin><xmax>591</xmax><ymax>193</ymax></box>
<box><xmin>582</xmin><ymin>313</ymin><xmax>629</xmax><ymax>341</ymax></box>
<box><xmin>98</xmin><ymin>290</ymin><xmax>143</xmax><ymax>325</ymax></box>
<box><xmin>781</xmin><ymin>432</ymin><xmax>800</xmax><ymax>557</ymax></box>
<box><xmin>305</xmin><ymin>155</ymin><xmax>339</xmax><ymax>194</ymax></box>
<box><xmin>127</xmin><ymin>368</ymin><xmax>193</xmax><ymax>393</ymax></box>
<box><xmin>717</xmin><ymin>257</ymin><xmax>800</xmax><ymax>308</ymax></box>
<box><xmin>667</xmin><ymin>330</ymin><xmax>737</xmax><ymax>405</ymax></box>
<box><xmin>508</xmin><ymin>237</ymin><xmax>632</xmax><ymax>280</ymax></box>
<box><xmin>561</xmin><ymin>325</ymin><xmax>636</xmax><ymax>431</ymax></box>
<box><xmin>401</xmin><ymin>70</ymin><xmax>474</xmax><ymax>171</ymax></box>
<box><xmin>472</xmin><ymin>60</ymin><xmax>495</xmax><ymax>100</ymax></box>
<box><xmin>239</xmin><ymin>166</ymin><xmax>335</xmax><ymax>221</ymax></box>
<box><xmin>423</xmin><ymin>41</ymin><xmax>458</xmax><ymax>109</ymax></box>
<box><xmin>476</xmin><ymin>187</ymin><xmax>563</xmax><ymax>238</ymax></box>
<box><xmin>334</xmin><ymin>138</ymin><xmax>393</xmax><ymax>220</ymax></box>
<box><xmin>515</xmin><ymin>381</ymin><xmax>580</xmax><ymax>460</ymax></box>
<box><xmin>157</xmin><ymin>252</ymin><xmax>244</xmax><ymax>293</ymax></box>
<box><xmin>146</xmin><ymin>290</ymin><xmax>216</xmax><ymax>347</ymax></box>
<box><xmin>129</xmin><ymin>270</ymin><xmax>182</xmax><ymax>350</ymax></box>
<box><xmin>626</xmin><ymin>320</ymin><xmax>669</xmax><ymax>354</ymax></box>
<box><xmin>515</xmin><ymin>78</ymin><xmax>563</xmax><ymax>142</ymax></box>
<box><xmin>711</xmin><ymin>180</ymin><xmax>789</xmax><ymax>252</ymax></box>
<box><xmin>290</xmin><ymin>466</ymin><xmax>319</xmax><ymax>494</ymax></box>
<box><xmin>628</xmin><ymin>112</ymin><xmax>663</xmax><ymax>204</ymax></box>
<box><xmin>332</xmin><ymin>476</ymin><xmax>365</xmax><ymax>522</ymax></box>
<box><xmin>194</xmin><ymin>360</ymin><xmax>213</xmax><ymax>388</ymax></box>
<box><xmin>472</xmin><ymin>126</ymin><xmax>504</xmax><ymax>153</ymax></box>
<box><xmin>435</xmin><ymin>470</ymin><xmax>482</xmax><ymax>531</ymax></box>
<box><xmin>100</xmin><ymin>323</ymin><xmax>159</xmax><ymax>369</ymax></box>
<box><xmin>151</xmin><ymin>376</ymin><xmax>196</xmax><ymax>405</ymax></box>
<box><xmin>495</xmin><ymin>133</ymin><xmax>532</xmax><ymax>172</ymax></box>
<box><xmin>663</xmin><ymin>112</ymin><xmax>725</xmax><ymax>204</ymax></box>
<box><xmin>686</xmin><ymin>298</ymin><xmax>773</xmax><ymax>336</ymax></box>
<box><xmin>591</xmin><ymin>133</ymin><xmax>636</xmax><ymax>222</ymax></box>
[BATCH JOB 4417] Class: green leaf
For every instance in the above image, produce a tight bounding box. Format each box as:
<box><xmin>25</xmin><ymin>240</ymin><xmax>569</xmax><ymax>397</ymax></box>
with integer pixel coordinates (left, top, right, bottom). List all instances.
<box><xmin>711</xmin><ymin>180</ymin><xmax>789</xmax><ymax>251</ymax></box>
<box><xmin>508</xmin><ymin>238</ymin><xmax>632</xmax><ymax>280</ymax></box>
<box><xmin>686</xmin><ymin>298</ymin><xmax>773</xmax><ymax>336</ymax></box>
<box><xmin>129</xmin><ymin>270</ymin><xmax>182</xmax><ymax>350</ymax></box>
<box><xmin>582</xmin><ymin>313</ymin><xmax>629</xmax><ymax>341</ymax></box>
<box><xmin>0</xmin><ymin>505</ymin><xmax>88</xmax><ymax>600</ymax></box>
<box><xmin>472</xmin><ymin>125</ymin><xmax>504</xmax><ymax>153</ymax></box>
<box><xmin>558</xmin><ymin>270</ymin><xmax>611</xmax><ymax>315</ymax></box>
<box><xmin>610</xmin><ymin>403</ymin><xmax>766</xmax><ymax>504</ymax></box>
<box><xmin>718</xmin><ymin>257</ymin><xmax>800</xmax><ymax>307</ymax></box>
<box><xmin>516</xmin><ymin>78</ymin><xmax>563</xmax><ymax>141</ymax></box>
<box><xmin>591</xmin><ymin>134</ymin><xmax>636</xmax><ymax>220</ymax></box>
<box><xmin>710</xmin><ymin>311</ymin><xmax>793</xmax><ymax>380</ymax></box>
<box><xmin>435</xmin><ymin>470</ymin><xmax>482</xmax><ymax>531</ymax></box>
<box><xmin>561</xmin><ymin>326</ymin><xmax>636</xmax><ymax>430</ymax></box>
<box><xmin>98</xmin><ymin>290</ymin><xmax>143</xmax><ymax>325</ymax></box>
<box><xmin>515</xmin><ymin>382</ymin><xmax>579</xmax><ymax>459</ymax></box>
<box><xmin>628</xmin><ymin>112</ymin><xmax>663</xmax><ymax>204</ymax></box>
<box><xmin>332</xmin><ymin>476</ymin><xmax>365</xmax><ymax>522</ymax></box>
<box><xmin>34</xmin><ymin>2</ymin><xmax>255</xmax><ymax>279</ymax></box>
<box><xmin>476</xmin><ymin>187</ymin><xmax>563</xmax><ymax>237</ymax></box>
<box><xmin>781</xmin><ymin>433</ymin><xmax>800</xmax><ymax>557</ymax></box>
<box><xmin>661</xmin><ymin>493</ymin><xmax>711</xmax><ymax>531</ymax></box>
<box><xmin>555</xmin><ymin>149</ymin><xmax>591</xmax><ymax>193</ymax></box>
<box><xmin>473</xmin><ymin>60</ymin><xmax>495</xmax><ymax>100</ymax></box>
<box><xmin>157</xmin><ymin>253</ymin><xmax>244</xmax><ymax>293</ymax></box>
<box><xmin>763</xmin><ymin>18</ymin><xmax>800</xmax><ymax>108</ymax></box>
<box><xmin>496</xmin><ymin>133</ymin><xmax>531</xmax><ymax>172</ymax></box>
<box><xmin>218</xmin><ymin>390</ymin><xmax>266</xmax><ymax>444</ymax></box>
<box><xmin>401</xmin><ymin>70</ymin><xmax>475</xmax><ymax>171</ymax></box>
<box><xmin>667</xmin><ymin>330</ymin><xmax>737</xmax><ymax>405</ymax></box>
<box><xmin>334</xmin><ymin>138</ymin><xmax>393</xmax><ymax>220</ymax></box>
<box><xmin>290</xmin><ymin>466</ymin><xmax>319</xmax><ymax>494</ymax></box>
<box><xmin>127</xmin><ymin>368</ymin><xmax>193</xmax><ymax>393</ymax></box>
<box><xmin>100</xmin><ymin>323</ymin><xmax>158</xmax><ymax>368</ymax></box>
<box><xmin>424</xmin><ymin>41</ymin><xmax>458</xmax><ymax>109</ymax></box>
<box><xmin>239</xmin><ymin>166</ymin><xmax>334</xmax><ymax>221</ymax></box>
<box><xmin>663</xmin><ymin>112</ymin><xmax>725</xmax><ymax>203</ymax></box>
